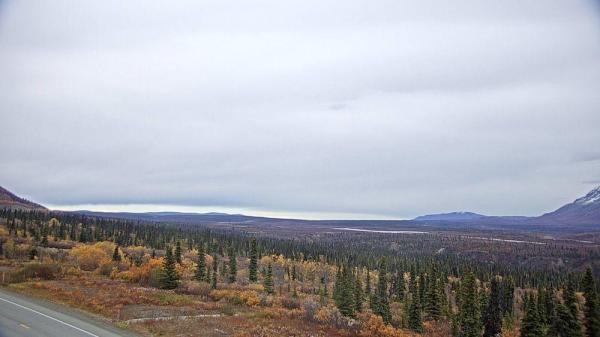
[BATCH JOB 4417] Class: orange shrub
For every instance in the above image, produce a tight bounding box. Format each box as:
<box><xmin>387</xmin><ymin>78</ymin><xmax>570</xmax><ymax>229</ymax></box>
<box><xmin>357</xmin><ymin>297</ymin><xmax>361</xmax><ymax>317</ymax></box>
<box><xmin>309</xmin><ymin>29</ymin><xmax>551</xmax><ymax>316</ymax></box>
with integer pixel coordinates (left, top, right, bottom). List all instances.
<box><xmin>209</xmin><ymin>289</ymin><xmax>260</xmax><ymax>306</ymax></box>
<box><xmin>359</xmin><ymin>313</ymin><xmax>414</xmax><ymax>337</ymax></box>
<box><xmin>315</xmin><ymin>304</ymin><xmax>355</xmax><ymax>328</ymax></box>
<box><xmin>112</xmin><ymin>258</ymin><xmax>162</xmax><ymax>284</ymax></box>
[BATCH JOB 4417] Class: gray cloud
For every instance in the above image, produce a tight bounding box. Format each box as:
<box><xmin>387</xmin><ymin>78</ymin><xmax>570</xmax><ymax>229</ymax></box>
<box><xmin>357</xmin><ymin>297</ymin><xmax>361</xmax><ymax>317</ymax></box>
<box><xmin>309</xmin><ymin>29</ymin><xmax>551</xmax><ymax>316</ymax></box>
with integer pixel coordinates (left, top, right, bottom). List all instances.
<box><xmin>1</xmin><ymin>0</ymin><xmax>600</xmax><ymax>218</ymax></box>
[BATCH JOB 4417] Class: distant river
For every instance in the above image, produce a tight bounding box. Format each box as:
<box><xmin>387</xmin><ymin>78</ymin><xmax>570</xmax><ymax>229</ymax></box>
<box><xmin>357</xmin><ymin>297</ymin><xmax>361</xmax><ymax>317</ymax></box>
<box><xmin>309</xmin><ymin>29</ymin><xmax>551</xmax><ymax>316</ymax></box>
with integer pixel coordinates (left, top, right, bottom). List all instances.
<box><xmin>333</xmin><ymin>227</ymin><xmax>428</xmax><ymax>234</ymax></box>
<box><xmin>334</xmin><ymin>227</ymin><xmax>547</xmax><ymax>245</ymax></box>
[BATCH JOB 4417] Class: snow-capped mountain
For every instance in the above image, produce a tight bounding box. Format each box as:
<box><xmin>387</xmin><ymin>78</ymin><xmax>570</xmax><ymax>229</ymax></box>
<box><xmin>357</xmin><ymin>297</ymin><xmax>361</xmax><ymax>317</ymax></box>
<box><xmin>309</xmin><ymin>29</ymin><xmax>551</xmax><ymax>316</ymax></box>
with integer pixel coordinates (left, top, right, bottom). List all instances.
<box><xmin>540</xmin><ymin>186</ymin><xmax>600</xmax><ymax>225</ymax></box>
<box><xmin>574</xmin><ymin>186</ymin><xmax>600</xmax><ymax>205</ymax></box>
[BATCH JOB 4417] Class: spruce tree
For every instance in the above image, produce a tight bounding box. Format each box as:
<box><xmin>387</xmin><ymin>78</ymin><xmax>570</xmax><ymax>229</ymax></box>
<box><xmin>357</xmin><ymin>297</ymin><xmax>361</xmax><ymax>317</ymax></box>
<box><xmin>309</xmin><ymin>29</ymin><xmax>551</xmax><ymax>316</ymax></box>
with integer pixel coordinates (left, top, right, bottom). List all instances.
<box><xmin>249</xmin><ymin>238</ymin><xmax>258</xmax><ymax>282</ymax></box>
<box><xmin>354</xmin><ymin>269</ymin><xmax>364</xmax><ymax>313</ymax></box>
<box><xmin>545</xmin><ymin>287</ymin><xmax>556</xmax><ymax>326</ymax></box>
<box><xmin>40</xmin><ymin>226</ymin><xmax>48</xmax><ymax>247</ymax></box>
<box><xmin>550</xmin><ymin>295</ymin><xmax>575</xmax><ymax>337</ymax></box>
<box><xmin>228</xmin><ymin>246</ymin><xmax>237</xmax><ymax>283</ymax></box>
<box><xmin>458</xmin><ymin>271</ymin><xmax>480</xmax><ymax>337</ymax></box>
<box><xmin>174</xmin><ymin>241</ymin><xmax>182</xmax><ymax>264</ymax></box>
<box><xmin>264</xmin><ymin>263</ymin><xmax>274</xmax><ymax>294</ymax></box>
<box><xmin>521</xmin><ymin>293</ymin><xmax>543</xmax><ymax>337</ymax></box>
<box><xmin>501</xmin><ymin>277</ymin><xmax>515</xmax><ymax>316</ymax></box>
<box><xmin>408</xmin><ymin>292</ymin><xmax>423</xmax><ymax>332</ymax></box>
<box><xmin>365</xmin><ymin>268</ymin><xmax>372</xmax><ymax>297</ymax></box>
<box><xmin>582</xmin><ymin>267</ymin><xmax>600</xmax><ymax>337</ymax></box>
<box><xmin>565</xmin><ymin>278</ymin><xmax>584</xmax><ymax>337</ymax></box>
<box><xmin>112</xmin><ymin>245</ymin><xmax>121</xmax><ymax>262</ymax></box>
<box><xmin>483</xmin><ymin>277</ymin><xmax>502</xmax><ymax>337</ymax></box>
<box><xmin>334</xmin><ymin>265</ymin><xmax>356</xmax><ymax>318</ymax></box>
<box><xmin>28</xmin><ymin>246</ymin><xmax>37</xmax><ymax>260</ymax></box>
<box><xmin>160</xmin><ymin>247</ymin><xmax>179</xmax><ymax>289</ymax></box>
<box><xmin>537</xmin><ymin>286</ymin><xmax>548</xmax><ymax>327</ymax></box>
<box><xmin>396</xmin><ymin>271</ymin><xmax>405</xmax><ymax>301</ymax></box>
<box><xmin>373</xmin><ymin>259</ymin><xmax>392</xmax><ymax>325</ymax></box>
<box><xmin>211</xmin><ymin>255</ymin><xmax>218</xmax><ymax>289</ymax></box>
<box><xmin>334</xmin><ymin>266</ymin><xmax>343</xmax><ymax>305</ymax></box>
<box><xmin>425</xmin><ymin>266</ymin><xmax>441</xmax><ymax>320</ymax></box>
<box><xmin>195</xmin><ymin>244</ymin><xmax>206</xmax><ymax>282</ymax></box>
<box><xmin>418</xmin><ymin>273</ymin><xmax>427</xmax><ymax>307</ymax></box>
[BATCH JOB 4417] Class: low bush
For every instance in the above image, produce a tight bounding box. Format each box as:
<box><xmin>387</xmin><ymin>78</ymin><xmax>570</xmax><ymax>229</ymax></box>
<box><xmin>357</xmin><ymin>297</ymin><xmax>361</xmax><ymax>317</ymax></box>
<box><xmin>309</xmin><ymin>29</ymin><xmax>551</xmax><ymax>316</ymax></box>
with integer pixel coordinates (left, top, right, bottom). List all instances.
<box><xmin>358</xmin><ymin>312</ymin><xmax>410</xmax><ymax>337</ymax></box>
<box><xmin>70</xmin><ymin>244</ymin><xmax>110</xmax><ymax>271</ymax></box>
<box><xmin>315</xmin><ymin>304</ymin><xmax>355</xmax><ymax>329</ymax></box>
<box><xmin>176</xmin><ymin>280</ymin><xmax>212</xmax><ymax>298</ymax></box>
<box><xmin>281</xmin><ymin>297</ymin><xmax>302</xmax><ymax>310</ymax></box>
<box><xmin>209</xmin><ymin>289</ymin><xmax>260</xmax><ymax>307</ymax></box>
<box><xmin>10</xmin><ymin>263</ymin><xmax>61</xmax><ymax>282</ymax></box>
<box><xmin>303</xmin><ymin>299</ymin><xmax>320</xmax><ymax>321</ymax></box>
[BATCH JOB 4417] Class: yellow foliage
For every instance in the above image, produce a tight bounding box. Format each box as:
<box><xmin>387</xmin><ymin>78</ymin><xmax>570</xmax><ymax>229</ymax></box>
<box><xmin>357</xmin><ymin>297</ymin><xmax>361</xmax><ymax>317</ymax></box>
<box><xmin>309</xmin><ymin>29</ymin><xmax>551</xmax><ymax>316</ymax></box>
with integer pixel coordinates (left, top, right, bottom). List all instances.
<box><xmin>70</xmin><ymin>243</ymin><xmax>111</xmax><ymax>271</ymax></box>
<box><xmin>94</xmin><ymin>241</ymin><xmax>116</xmax><ymax>255</ymax></box>
<box><xmin>241</xmin><ymin>290</ymin><xmax>260</xmax><ymax>306</ymax></box>
<box><xmin>112</xmin><ymin>258</ymin><xmax>163</xmax><ymax>283</ymax></box>
<box><xmin>65</xmin><ymin>266</ymin><xmax>82</xmax><ymax>276</ymax></box>
<box><xmin>359</xmin><ymin>313</ymin><xmax>414</xmax><ymax>337</ymax></box>
<box><xmin>260</xmin><ymin>254</ymin><xmax>286</xmax><ymax>266</ymax></box>
<box><xmin>248</xmin><ymin>283</ymin><xmax>264</xmax><ymax>292</ymax></box>
<box><xmin>315</xmin><ymin>304</ymin><xmax>339</xmax><ymax>324</ymax></box>
<box><xmin>208</xmin><ymin>289</ymin><xmax>260</xmax><ymax>306</ymax></box>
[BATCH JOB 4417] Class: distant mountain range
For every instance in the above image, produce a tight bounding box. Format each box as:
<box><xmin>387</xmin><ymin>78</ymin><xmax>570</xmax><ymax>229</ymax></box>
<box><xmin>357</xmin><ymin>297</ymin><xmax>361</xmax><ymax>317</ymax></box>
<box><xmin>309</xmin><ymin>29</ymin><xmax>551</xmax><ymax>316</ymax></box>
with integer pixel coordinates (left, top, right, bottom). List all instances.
<box><xmin>412</xmin><ymin>186</ymin><xmax>600</xmax><ymax>226</ymax></box>
<box><xmin>73</xmin><ymin>210</ymin><xmax>284</xmax><ymax>224</ymax></box>
<box><xmin>539</xmin><ymin>186</ymin><xmax>600</xmax><ymax>225</ymax></box>
<box><xmin>413</xmin><ymin>212</ymin><xmax>486</xmax><ymax>221</ymax></box>
<box><xmin>1</xmin><ymin>185</ymin><xmax>599</xmax><ymax>227</ymax></box>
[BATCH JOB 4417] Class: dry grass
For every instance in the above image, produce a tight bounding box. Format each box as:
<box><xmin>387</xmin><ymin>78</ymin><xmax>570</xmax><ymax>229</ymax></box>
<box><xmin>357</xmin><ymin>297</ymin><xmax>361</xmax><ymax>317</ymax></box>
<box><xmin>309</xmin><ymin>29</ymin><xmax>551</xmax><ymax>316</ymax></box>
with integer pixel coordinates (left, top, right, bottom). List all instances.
<box><xmin>8</xmin><ymin>276</ymin><xmax>356</xmax><ymax>337</ymax></box>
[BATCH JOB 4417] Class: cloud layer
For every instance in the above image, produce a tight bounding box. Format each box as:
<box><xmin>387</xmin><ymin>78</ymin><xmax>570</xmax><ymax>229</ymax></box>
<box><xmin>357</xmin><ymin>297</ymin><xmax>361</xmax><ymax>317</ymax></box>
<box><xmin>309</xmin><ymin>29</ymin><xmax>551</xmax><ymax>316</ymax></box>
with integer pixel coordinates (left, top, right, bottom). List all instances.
<box><xmin>1</xmin><ymin>0</ymin><xmax>600</xmax><ymax>218</ymax></box>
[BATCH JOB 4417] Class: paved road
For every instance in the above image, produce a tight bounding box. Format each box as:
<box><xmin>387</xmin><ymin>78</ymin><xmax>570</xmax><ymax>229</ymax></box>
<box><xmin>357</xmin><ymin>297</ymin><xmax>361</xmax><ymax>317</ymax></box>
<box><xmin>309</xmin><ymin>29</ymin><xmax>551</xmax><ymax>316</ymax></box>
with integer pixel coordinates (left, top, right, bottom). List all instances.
<box><xmin>0</xmin><ymin>288</ymin><xmax>138</xmax><ymax>337</ymax></box>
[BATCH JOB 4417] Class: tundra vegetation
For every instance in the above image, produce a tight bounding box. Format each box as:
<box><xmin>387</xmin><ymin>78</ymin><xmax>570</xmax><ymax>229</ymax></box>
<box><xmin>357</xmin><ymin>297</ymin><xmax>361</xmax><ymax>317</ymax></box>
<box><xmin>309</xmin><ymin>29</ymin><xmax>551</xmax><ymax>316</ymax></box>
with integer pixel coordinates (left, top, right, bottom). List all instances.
<box><xmin>0</xmin><ymin>208</ymin><xmax>599</xmax><ymax>337</ymax></box>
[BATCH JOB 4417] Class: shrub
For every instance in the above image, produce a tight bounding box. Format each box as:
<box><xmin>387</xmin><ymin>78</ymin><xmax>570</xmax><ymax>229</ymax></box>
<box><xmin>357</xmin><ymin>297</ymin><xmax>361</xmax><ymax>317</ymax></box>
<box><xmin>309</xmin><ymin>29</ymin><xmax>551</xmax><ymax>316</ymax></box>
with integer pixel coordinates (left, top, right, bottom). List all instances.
<box><xmin>177</xmin><ymin>280</ymin><xmax>212</xmax><ymax>297</ymax></box>
<box><xmin>303</xmin><ymin>300</ymin><xmax>320</xmax><ymax>321</ymax></box>
<box><xmin>70</xmin><ymin>244</ymin><xmax>110</xmax><ymax>271</ymax></box>
<box><xmin>97</xmin><ymin>259</ymin><xmax>115</xmax><ymax>276</ymax></box>
<box><xmin>220</xmin><ymin>304</ymin><xmax>235</xmax><ymax>316</ymax></box>
<box><xmin>259</xmin><ymin>293</ymin><xmax>273</xmax><ymax>307</ymax></box>
<box><xmin>281</xmin><ymin>297</ymin><xmax>302</xmax><ymax>310</ymax></box>
<box><xmin>11</xmin><ymin>263</ymin><xmax>61</xmax><ymax>282</ymax></box>
<box><xmin>358</xmin><ymin>312</ymin><xmax>411</xmax><ymax>337</ymax></box>
<box><xmin>209</xmin><ymin>289</ymin><xmax>260</xmax><ymax>307</ymax></box>
<box><xmin>110</xmin><ymin>258</ymin><xmax>163</xmax><ymax>285</ymax></box>
<box><xmin>148</xmin><ymin>266</ymin><xmax>163</xmax><ymax>288</ymax></box>
<box><xmin>315</xmin><ymin>304</ymin><xmax>355</xmax><ymax>328</ymax></box>
<box><xmin>65</xmin><ymin>266</ymin><xmax>82</xmax><ymax>277</ymax></box>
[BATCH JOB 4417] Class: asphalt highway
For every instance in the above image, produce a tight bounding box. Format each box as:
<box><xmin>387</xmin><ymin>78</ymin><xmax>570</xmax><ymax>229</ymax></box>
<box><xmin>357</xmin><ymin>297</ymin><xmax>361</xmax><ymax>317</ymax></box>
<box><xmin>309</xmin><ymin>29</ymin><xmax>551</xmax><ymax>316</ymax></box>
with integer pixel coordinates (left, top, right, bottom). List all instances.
<box><xmin>0</xmin><ymin>288</ymin><xmax>137</xmax><ymax>337</ymax></box>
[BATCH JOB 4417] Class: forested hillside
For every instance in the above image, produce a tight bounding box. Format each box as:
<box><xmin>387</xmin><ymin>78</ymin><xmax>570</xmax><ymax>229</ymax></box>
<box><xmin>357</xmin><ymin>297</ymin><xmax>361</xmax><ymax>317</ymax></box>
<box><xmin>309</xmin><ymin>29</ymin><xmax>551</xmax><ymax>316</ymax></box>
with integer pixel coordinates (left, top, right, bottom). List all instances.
<box><xmin>1</xmin><ymin>208</ymin><xmax>599</xmax><ymax>337</ymax></box>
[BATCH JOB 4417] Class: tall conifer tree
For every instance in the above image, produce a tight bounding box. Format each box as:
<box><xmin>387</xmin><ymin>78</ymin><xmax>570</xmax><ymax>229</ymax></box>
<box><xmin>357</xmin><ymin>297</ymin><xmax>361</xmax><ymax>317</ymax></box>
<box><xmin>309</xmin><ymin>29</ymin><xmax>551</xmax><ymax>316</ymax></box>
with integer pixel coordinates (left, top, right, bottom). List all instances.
<box><xmin>582</xmin><ymin>267</ymin><xmax>600</xmax><ymax>337</ymax></box>
<box><xmin>248</xmin><ymin>238</ymin><xmax>258</xmax><ymax>282</ymax></box>
<box><xmin>161</xmin><ymin>247</ymin><xmax>179</xmax><ymax>289</ymax></box>
<box><xmin>483</xmin><ymin>277</ymin><xmax>502</xmax><ymax>337</ymax></box>
<box><xmin>195</xmin><ymin>244</ymin><xmax>207</xmax><ymax>282</ymax></box>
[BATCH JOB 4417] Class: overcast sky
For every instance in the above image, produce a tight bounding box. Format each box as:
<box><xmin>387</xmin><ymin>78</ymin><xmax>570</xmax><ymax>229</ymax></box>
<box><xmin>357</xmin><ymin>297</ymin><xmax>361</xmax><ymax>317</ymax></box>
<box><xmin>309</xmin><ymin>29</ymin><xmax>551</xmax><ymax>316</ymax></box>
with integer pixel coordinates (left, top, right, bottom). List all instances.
<box><xmin>1</xmin><ymin>1</ymin><xmax>600</xmax><ymax>219</ymax></box>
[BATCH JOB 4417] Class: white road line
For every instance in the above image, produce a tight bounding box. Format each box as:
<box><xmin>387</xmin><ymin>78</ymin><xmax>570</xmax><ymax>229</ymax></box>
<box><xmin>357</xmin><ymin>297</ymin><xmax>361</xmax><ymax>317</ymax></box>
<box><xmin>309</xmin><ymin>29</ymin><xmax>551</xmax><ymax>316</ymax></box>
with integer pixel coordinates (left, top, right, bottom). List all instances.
<box><xmin>0</xmin><ymin>296</ymin><xmax>100</xmax><ymax>337</ymax></box>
